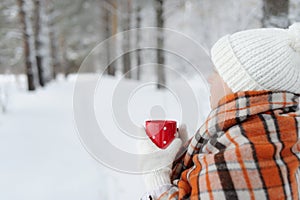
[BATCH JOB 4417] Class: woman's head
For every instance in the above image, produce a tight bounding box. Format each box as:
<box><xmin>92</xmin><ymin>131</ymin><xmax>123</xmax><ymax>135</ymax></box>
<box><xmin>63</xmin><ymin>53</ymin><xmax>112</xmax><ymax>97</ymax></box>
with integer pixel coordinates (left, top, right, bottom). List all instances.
<box><xmin>208</xmin><ymin>22</ymin><xmax>300</xmax><ymax>109</ymax></box>
<box><xmin>210</xmin><ymin>23</ymin><xmax>300</xmax><ymax>93</ymax></box>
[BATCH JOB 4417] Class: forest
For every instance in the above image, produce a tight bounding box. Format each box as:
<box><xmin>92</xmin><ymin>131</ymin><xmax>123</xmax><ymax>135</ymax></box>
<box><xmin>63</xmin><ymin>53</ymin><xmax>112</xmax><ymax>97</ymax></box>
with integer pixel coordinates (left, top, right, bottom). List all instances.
<box><xmin>1</xmin><ymin>0</ymin><xmax>299</xmax><ymax>92</ymax></box>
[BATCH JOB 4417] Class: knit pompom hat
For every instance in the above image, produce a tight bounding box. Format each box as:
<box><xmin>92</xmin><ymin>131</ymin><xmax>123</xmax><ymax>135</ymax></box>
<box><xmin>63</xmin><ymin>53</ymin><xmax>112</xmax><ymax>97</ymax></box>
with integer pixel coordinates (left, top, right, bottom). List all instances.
<box><xmin>210</xmin><ymin>23</ymin><xmax>300</xmax><ymax>94</ymax></box>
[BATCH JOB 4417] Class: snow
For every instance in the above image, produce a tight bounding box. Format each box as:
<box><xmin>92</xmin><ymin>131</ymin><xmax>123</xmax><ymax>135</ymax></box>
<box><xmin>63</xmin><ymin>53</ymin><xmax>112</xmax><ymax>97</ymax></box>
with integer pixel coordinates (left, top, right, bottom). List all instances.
<box><xmin>0</xmin><ymin>74</ymin><xmax>210</xmax><ymax>199</ymax></box>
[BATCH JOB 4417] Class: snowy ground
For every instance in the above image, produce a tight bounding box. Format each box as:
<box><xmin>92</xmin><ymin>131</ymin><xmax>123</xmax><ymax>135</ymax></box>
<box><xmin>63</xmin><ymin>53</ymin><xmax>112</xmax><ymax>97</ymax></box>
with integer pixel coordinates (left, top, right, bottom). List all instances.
<box><xmin>0</xmin><ymin>74</ymin><xmax>210</xmax><ymax>200</ymax></box>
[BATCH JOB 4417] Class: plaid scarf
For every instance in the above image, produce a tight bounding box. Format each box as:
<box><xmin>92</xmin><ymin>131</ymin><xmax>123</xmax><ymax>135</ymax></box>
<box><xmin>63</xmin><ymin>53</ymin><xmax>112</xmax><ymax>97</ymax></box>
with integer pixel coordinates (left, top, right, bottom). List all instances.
<box><xmin>158</xmin><ymin>90</ymin><xmax>300</xmax><ymax>200</ymax></box>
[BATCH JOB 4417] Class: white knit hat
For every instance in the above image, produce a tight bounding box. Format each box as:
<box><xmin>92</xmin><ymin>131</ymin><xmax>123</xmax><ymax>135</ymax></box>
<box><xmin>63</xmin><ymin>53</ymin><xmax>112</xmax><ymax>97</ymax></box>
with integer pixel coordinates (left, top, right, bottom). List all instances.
<box><xmin>210</xmin><ymin>23</ymin><xmax>300</xmax><ymax>94</ymax></box>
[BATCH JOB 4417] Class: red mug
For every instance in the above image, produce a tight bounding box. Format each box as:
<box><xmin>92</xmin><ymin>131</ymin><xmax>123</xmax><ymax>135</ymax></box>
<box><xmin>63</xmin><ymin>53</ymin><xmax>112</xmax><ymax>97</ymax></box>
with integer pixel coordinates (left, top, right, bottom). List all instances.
<box><xmin>145</xmin><ymin>120</ymin><xmax>177</xmax><ymax>149</ymax></box>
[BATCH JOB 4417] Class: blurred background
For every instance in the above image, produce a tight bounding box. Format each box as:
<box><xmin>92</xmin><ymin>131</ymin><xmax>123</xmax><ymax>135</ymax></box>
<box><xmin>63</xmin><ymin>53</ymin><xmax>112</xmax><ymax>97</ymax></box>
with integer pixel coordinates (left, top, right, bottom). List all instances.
<box><xmin>0</xmin><ymin>0</ymin><xmax>300</xmax><ymax>199</ymax></box>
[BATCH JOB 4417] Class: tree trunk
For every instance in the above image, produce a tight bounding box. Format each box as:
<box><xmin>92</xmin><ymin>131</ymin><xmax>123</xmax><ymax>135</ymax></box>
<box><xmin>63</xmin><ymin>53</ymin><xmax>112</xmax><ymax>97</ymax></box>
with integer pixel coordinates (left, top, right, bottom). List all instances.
<box><xmin>33</xmin><ymin>0</ymin><xmax>45</xmax><ymax>86</ymax></box>
<box><xmin>46</xmin><ymin>0</ymin><xmax>60</xmax><ymax>79</ymax></box>
<box><xmin>262</xmin><ymin>0</ymin><xmax>289</xmax><ymax>28</ymax></box>
<box><xmin>59</xmin><ymin>35</ymin><xmax>68</xmax><ymax>78</ymax></box>
<box><xmin>155</xmin><ymin>0</ymin><xmax>165</xmax><ymax>89</ymax></box>
<box><xmin>103</xmin><ymin>0</ymin><xmax>116</xmax><ymax>76</ymax></box>
<box><xmin>121</xmin><ymin>0</ymin><xmax>132</xmax><ymax>79</ymax></box>
<box><xmin>136</xmin><ymin>3</ymin><xmax>141</xmax><ymax>80</ymax></box>
<box><xmin>17</xmin><ymin>0</ymin><xmax>36</xmax><ymax>91</ymax></box>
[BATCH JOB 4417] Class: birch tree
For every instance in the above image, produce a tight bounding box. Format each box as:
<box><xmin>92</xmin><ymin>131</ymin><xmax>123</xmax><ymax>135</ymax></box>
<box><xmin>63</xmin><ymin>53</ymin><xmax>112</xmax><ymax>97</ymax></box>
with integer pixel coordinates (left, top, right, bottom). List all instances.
<box><xmin>17</xmin><ymin>0</ymin><xmax>36</xmax><ymax>91</ymax></box>
<box><xmin>121</xmin><ymin>0</ymin><xmax>132</xmax><ymax>79</ymax></box>
<box><xmin>155</xmin><ymin>0</ymin><xmax>165</xmax><ymax>89</ymax></box>
<box><xmin>46</xmin><ymin>0</ymin><xmax>60</xmax><ymax>79</ymax></box>
<box><xmin>102</xmin><ymin>0</ymin><xmax>117</xmax><ymax>76</ymax></box>
<box><xmin>135</xmin><ymin>2</ymin><xmax>142</xmax><ymax>80</ymax></box>
<box><xmin>33</xmin><ymin>0</ymin><xmax>45</xmax><ymax>86</ymax></box>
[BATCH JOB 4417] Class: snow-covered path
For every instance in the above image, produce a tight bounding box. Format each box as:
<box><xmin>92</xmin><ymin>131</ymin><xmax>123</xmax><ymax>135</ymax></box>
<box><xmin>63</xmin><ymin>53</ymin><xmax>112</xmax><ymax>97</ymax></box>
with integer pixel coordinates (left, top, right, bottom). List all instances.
<box><xmin>0</xmin><ymin>75</ymin><xmax>210</xmax><ymax>199</ymax></box>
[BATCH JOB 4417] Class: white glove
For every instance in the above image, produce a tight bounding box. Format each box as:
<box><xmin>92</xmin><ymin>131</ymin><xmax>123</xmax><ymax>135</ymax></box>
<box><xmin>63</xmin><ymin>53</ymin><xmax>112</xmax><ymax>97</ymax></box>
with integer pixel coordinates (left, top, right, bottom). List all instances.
<box><xmin>137</xmin><ymin>124</ymin><xmax>188</xmax><ymax>191</ymax></box>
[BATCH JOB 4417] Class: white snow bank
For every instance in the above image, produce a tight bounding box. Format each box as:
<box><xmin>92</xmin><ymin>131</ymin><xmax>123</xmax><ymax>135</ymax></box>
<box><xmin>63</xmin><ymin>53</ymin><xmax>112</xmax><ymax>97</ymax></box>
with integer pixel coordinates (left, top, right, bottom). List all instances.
<box><xmin>0</xmin><ymin>74</ymin><xmax>210</xmax><ymax>200</ymax></box>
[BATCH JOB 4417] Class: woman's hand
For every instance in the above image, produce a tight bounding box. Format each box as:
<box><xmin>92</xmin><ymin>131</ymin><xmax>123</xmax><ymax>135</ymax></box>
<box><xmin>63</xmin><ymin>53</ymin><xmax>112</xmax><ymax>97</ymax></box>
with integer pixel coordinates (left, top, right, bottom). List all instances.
<box><xmin>137</xmin><ymin>124</ymin><xmax>188</xmax><ymax>191</ymax></box>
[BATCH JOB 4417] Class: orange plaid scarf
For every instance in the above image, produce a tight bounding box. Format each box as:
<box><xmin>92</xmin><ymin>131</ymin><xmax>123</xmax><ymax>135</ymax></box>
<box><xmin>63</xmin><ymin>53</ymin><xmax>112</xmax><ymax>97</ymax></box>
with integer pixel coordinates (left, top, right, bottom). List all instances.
<box><xmin>159</xmin><ymin>90</ymin><xmax>300</xmax><ymax>200</ymax></box>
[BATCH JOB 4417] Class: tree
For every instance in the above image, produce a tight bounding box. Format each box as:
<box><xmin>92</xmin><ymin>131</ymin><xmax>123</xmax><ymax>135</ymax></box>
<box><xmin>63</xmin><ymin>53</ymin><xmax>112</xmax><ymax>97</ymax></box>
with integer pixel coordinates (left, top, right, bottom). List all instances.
<box><xmin>17</xmin><ymin>0</ymin><xmax>36</xmax><ymax>91</ymax></box>
<box><xmin>102</xmin><ymin>0</ymin><xmax>117</xmax><ymax>76</ymax></box>
<box><xmin>262</xmin><ymin>0</ymin><xmax>289</xmax><ymax>28</ymax></box>
<box><xmin>155</xmin><ymin>0</ymin><xmax>165</xmax><ymax>89</ymax></box>
<box><xmin>46</xmin><ymin>0</ymin><xmax>60</xmax><ymax>79</ymax></box>
<box><xmin>135</xmin><ymin>1</ymin><xmax>142</xmax><ymax>80</ymax></box>
<box><xmin>121</xmin><ymin>0</ymin><xmax>132</xmax><ymax>79</ymax></box>
<box><xmin>33</xmin><ymin>0</ymin><xmax>45</xmax><ymax>86</ymax></box>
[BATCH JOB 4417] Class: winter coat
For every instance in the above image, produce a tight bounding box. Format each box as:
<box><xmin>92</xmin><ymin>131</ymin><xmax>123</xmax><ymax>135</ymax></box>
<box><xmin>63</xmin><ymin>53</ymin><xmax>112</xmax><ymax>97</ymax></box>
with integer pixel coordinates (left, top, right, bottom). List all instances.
<box><xmin>157</xmin><ymin>90</ymin><xmax>300</xmax><ymax>200</ymax></box>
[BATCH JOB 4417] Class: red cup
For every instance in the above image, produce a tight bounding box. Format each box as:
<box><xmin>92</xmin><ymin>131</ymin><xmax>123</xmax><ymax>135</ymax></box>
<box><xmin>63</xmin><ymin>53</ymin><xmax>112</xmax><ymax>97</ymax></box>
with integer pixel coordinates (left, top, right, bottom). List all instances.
<box><xmin>145</xmin><ymin>120</ymin><xmax>177</xmax><ymax>149</ymax></box>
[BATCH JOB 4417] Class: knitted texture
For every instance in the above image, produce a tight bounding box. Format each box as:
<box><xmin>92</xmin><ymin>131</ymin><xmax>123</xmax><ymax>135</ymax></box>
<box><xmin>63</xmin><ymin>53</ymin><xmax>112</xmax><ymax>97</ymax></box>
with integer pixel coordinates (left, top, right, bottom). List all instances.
<box><xmin>156</xmin><ymin>90</ymin><xmax>300</xmax><ymax>200</ymax></box>
<box><xmin>137</xmin><ymin>131</ymin><xmax>183</xmax><ymax>191</ymax></box>
<box><xmin>210</xmin><ymin>23</ymin><xmax>300</xmax><ymax>94</ymax></box>
<box><xmin>143</xmin><ymin>168</ymin><xmax>172</xmax><ymax>191</ymax></box>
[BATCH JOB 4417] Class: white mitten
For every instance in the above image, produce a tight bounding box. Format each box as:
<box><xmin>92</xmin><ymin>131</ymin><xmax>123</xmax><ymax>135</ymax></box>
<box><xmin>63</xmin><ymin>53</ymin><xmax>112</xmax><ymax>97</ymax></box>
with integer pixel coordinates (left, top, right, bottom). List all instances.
<box><xmin>137</xmin><ymin>124</ymin><xmax>188</xmax><ymax>191</ymax></box>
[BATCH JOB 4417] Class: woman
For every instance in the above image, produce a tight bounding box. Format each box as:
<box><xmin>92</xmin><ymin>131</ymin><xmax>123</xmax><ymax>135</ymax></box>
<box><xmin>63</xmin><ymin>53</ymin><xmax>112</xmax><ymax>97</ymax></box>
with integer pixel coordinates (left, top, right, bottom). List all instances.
<box><xmin>139</xmin><ymin>23</ymin><xmax>300</xmax><ymax>200</ymax></box>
